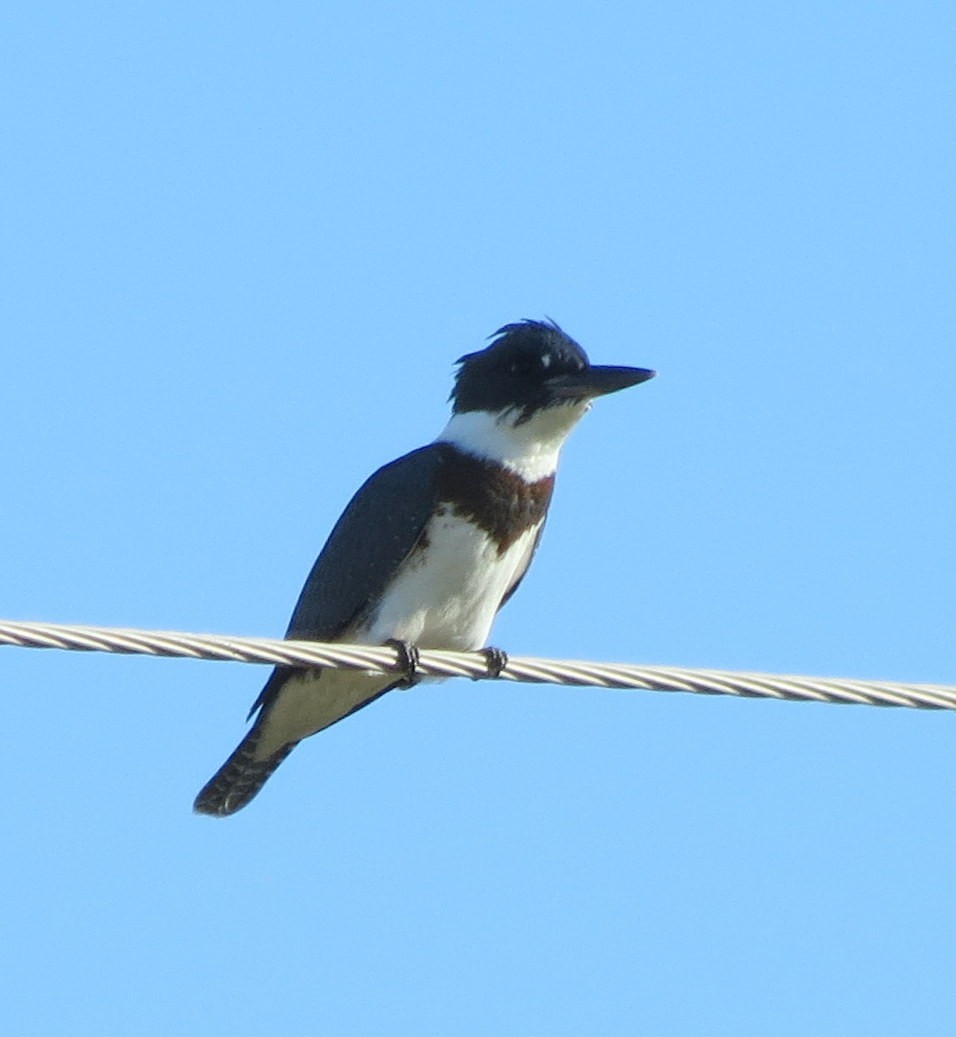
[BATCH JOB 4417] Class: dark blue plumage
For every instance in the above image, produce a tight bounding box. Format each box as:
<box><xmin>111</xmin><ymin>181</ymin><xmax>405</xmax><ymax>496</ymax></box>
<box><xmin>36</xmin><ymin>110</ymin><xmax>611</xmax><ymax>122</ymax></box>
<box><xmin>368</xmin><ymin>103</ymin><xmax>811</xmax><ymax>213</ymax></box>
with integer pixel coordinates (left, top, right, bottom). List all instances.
<box><xmin>194</xmin><ymin>320</ymin><xmax>653</xmax><ymax>816</ymax></box>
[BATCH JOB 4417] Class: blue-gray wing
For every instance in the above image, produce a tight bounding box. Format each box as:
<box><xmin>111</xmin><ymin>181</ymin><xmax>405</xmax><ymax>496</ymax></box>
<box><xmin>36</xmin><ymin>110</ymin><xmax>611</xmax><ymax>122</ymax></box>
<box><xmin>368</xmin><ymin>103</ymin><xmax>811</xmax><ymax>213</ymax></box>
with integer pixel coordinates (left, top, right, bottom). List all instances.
<box><xmin>284</xmin><ymin>443</ymin><xmax>447</xmax><ymax>640</ymax></box>
<box><xmin>247</xmin><ymin>444</ymin><xmax>447</xmax><ymax>721</ymax></box>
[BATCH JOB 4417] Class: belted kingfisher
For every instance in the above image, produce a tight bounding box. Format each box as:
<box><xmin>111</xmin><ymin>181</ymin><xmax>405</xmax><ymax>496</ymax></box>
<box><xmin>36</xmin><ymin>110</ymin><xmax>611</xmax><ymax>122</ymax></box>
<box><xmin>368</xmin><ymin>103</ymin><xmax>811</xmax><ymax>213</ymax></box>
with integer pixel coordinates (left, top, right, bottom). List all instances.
<box><xmin>194</xmin><ymin>319</ymin><xmax>654</xmax><ymax>815</ymax></box>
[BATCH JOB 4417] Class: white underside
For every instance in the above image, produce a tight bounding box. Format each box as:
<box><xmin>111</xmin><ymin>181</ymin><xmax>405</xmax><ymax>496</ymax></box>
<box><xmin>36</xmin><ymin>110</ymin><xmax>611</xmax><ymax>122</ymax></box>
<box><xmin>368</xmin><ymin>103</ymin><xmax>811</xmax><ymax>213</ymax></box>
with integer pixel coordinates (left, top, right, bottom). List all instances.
<box><xmin>255</xmin><ymin>508</ymin><xmax>541</xmax><ymax>757</ymax></box>
<box><xmin>256</xmin><ymin>403</ymin><xmax>590</xmax><ymax>758</ymax></box>
<box><xmin>255</xmin><ymin>669</ymin><xmax>396</xmax><ymax>757</ymax></box>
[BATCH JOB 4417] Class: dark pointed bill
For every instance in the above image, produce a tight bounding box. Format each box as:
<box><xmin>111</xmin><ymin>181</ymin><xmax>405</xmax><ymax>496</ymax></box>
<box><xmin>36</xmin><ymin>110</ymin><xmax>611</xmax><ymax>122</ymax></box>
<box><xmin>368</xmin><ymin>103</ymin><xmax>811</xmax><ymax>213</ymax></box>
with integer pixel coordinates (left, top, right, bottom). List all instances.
<box><xmin>547</xmin><ymin>365</ymin><xmax>656</xmax><ymax>400</ymax></box>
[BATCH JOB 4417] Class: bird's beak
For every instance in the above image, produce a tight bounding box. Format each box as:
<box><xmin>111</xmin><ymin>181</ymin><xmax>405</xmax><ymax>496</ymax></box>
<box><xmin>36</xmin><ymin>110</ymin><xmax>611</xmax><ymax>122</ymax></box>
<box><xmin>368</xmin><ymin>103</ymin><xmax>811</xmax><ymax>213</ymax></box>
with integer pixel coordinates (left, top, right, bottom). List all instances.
<box><xmin>547</xmin><ymin>365</ymin><xmax>656</xmax><ymax>400</ymax></box>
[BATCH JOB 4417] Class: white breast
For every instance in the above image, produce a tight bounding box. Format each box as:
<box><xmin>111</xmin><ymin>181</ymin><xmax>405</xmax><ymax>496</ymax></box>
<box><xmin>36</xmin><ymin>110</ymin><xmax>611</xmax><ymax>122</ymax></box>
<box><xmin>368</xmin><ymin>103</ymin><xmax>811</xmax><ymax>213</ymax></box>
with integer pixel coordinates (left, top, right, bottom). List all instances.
<box><xmin>361</xmin><ymin>506</ymin><xmax>540</xmax><ymax>651</ymax></box>
<box><xmin>257</xmin><ymin>511</ymin><xmax>538</xmax><ymax>756</ymax></box>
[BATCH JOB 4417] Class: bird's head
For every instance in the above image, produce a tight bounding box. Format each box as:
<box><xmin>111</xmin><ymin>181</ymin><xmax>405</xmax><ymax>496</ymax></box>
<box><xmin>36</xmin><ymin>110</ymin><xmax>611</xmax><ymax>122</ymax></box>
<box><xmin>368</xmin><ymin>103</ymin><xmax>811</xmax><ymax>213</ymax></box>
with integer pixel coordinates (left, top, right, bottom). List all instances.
<box><xmin>451</xmin><ymin>319</ymin><xmax>654</xmax><ymax>425</ymax></box>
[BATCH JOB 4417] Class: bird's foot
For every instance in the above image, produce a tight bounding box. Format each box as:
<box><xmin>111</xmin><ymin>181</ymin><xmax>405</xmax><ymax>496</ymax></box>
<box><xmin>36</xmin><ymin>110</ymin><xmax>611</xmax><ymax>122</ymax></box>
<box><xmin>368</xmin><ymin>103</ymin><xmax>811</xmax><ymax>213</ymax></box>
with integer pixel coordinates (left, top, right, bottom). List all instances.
<box><xmin>479</xmin><ymin>646</ymin><xmax>509</xmax><ymax>679</ymax></box>
<box><xmin>386</xmin><ymin>638</ymin><xmax>421</xmax><ymax>688</ymax></box>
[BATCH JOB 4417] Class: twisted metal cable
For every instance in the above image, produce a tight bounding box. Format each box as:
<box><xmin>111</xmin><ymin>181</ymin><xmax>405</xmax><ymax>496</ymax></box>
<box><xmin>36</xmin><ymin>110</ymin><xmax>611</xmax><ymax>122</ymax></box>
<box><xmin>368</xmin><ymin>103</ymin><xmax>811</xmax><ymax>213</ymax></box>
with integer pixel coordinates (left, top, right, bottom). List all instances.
<box><xmin>1</xmin><ymin>618</ymin><xmax>954</xmax><ymax>710</ymax></box>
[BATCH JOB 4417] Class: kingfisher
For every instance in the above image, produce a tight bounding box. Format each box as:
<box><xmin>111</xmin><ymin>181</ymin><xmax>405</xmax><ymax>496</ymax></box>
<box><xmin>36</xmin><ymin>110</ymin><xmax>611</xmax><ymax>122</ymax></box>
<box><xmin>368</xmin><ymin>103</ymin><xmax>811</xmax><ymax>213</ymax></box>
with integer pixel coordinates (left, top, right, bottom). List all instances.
<box><xmin>194</xmin><ymin>319</ymin><xmax>654</xmax><ymax>815</ymax></box>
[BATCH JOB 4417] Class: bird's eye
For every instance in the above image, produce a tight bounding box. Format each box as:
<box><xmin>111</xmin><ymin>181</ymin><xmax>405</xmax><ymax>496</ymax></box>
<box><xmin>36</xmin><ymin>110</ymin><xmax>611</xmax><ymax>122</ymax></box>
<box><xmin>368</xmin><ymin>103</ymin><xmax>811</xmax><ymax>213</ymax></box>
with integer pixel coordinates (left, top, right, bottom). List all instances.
<box><xmin>509</xmin><ymin>353</ymin><xmax>550</xmax><ymax>376</ymax></box>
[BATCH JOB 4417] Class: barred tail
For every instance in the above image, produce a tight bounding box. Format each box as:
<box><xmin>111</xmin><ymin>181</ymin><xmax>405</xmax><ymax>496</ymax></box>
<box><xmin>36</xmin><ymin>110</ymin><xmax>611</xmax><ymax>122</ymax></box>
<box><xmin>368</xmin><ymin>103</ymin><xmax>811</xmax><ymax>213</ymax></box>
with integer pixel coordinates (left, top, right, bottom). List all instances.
<box><xmin>193</xmin><ymin>725</ymin><xmax>298</xmax><ymax>817</ymax></box>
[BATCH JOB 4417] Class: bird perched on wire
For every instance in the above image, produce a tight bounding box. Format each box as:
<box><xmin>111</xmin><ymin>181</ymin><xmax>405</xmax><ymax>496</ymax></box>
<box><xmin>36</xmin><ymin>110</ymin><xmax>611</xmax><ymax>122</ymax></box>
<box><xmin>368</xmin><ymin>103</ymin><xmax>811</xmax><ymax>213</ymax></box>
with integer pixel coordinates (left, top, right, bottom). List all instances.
<box><xmin>194</xmin><ymin>319</ymin><xmax>654</xmax><ymax>815</ymax></box>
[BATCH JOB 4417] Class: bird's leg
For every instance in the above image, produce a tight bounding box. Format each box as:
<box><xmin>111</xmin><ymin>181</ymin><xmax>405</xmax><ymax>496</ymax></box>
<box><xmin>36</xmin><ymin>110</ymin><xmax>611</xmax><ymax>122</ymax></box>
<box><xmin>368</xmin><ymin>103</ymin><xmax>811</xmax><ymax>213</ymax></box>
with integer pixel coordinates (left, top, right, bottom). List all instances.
<box><xmin>480</xmin><ymin>646</ymin><xmax>509</xmax><ymax>679</ymax></box>
<box><xmin>385</xmin><ymin>638</ymin><xmax>421</xmax><ymax>688</ymax></box>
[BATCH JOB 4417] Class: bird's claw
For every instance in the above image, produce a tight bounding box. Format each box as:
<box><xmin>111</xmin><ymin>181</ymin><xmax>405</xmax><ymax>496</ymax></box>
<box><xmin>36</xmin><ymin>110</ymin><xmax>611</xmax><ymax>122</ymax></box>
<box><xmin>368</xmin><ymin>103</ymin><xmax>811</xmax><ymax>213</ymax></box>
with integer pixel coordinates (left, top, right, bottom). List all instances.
<box><xmin>386</xmin><ymin>638</ymin><xmax>421</xmax><ymax>687</ymax></box>
<box><xmin>480</xmin><ymin>646</ymin><xmax>509</xmax><ymax>679</ymax></box>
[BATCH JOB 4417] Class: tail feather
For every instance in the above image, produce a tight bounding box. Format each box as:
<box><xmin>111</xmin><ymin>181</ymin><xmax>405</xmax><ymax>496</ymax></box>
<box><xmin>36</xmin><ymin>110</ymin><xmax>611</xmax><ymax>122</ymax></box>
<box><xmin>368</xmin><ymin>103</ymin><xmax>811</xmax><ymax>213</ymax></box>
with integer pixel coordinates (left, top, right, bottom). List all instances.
<box><xmin>194</xmin><ymin>724</ymin><xmax>298</xmax><ymax>817</ymax></box>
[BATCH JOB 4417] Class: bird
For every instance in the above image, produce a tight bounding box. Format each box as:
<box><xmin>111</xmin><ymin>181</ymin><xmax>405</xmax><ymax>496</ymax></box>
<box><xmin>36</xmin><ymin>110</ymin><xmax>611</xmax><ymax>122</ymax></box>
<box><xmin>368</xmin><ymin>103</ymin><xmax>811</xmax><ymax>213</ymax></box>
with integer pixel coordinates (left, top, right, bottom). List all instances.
<box><xmin>193</xmin><ymin>319</ymin><xmax>654</xmax><ymax>815</ymax></box>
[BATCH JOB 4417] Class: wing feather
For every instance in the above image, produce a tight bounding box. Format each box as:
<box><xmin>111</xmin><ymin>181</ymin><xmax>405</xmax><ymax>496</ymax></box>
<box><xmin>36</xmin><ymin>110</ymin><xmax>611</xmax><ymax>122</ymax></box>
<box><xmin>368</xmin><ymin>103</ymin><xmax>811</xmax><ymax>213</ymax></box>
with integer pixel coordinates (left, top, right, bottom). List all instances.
<box><xmin>286</xmin><ymin>443</ymin><xmax>446</xmax><ymax>638</ymax></box>
<box><xmin>249</xmin><ymin>444</ymin><xmax>446</xmax><ymax>718</ymax></box>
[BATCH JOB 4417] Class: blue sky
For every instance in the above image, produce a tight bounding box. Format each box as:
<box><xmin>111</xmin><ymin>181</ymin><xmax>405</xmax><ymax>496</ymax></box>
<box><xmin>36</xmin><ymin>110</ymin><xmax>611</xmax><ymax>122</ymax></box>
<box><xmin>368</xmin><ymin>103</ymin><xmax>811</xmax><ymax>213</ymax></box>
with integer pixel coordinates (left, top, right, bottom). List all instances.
<box><xmin>2</xmin><ymin>2</ymin><xmax>955</xmax><ymax>1033</ymax></box>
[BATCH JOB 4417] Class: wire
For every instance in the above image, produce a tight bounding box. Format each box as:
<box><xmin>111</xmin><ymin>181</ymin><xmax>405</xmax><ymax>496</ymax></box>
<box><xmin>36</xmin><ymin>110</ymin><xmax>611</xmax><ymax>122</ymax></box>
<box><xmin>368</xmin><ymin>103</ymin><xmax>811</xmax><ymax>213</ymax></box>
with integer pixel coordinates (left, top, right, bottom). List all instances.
<box><xmin>0</xmin><ymin>618</ymin><xmax>953</xmax><ymax>711</ymax></box>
